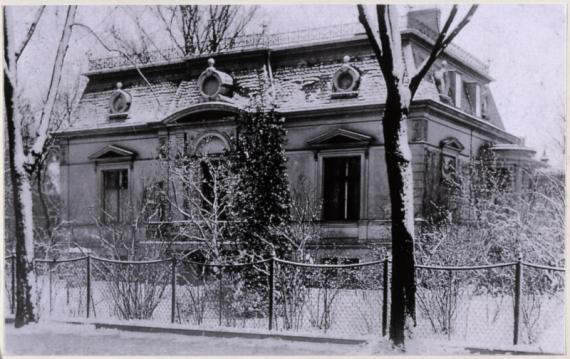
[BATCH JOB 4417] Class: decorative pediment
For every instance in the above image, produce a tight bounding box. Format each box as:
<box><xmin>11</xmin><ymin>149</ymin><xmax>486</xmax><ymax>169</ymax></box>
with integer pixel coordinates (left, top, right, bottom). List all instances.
<box><xmin>88</xmin><ymin>145</ymin><xmax>137</xmax><ymax>162</ymax></box>
<box><xmin>162</xmin><ymin>102</ymin><xmax>241</xmax><ymax>125</ymax></box>
<box><xmin>308</xmin><ymin>128</ymin><xmax>372</xmax><ymax>148</ymax></box>
<box><xmin>440</xmin><ymin>137</ymin><xmax>465</xmax><ymax>152</ymax></box>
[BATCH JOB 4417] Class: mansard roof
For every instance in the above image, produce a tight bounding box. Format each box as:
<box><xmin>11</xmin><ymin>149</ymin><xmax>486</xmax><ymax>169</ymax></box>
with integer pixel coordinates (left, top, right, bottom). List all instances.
<box><xmin>64</xmin><ymin>20</ymin><xmax>507</xmax><ymax>137</ymax></box>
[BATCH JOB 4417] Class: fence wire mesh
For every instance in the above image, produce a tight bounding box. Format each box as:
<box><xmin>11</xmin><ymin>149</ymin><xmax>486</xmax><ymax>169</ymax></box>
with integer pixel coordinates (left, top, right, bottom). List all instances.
<box><xmin>175</xmin><ymin>260</ymin><xmax>270</xmax><ymax>329</ymax></box>
<box><xmin>519</xmin><ymin>263</ymin><xmax>565</xmax><ymax>352</ymax></box>
<box><xmin>47</xmin><ymin>258</ymin><xmax>88</xmax><ymax>319</ymax></box>
<box><xmin>90</xmin><ymin>258</ymin><xmax>171</xmax><ymax>322</ymax></box>
<box><xmin>273</xmin><ymin>260</ymin><xmax>386</xmax><ymax>337</ymax></box>
<box><xmin>415</xmin><ymin>264</ymin><xmax>516</xmax><ymax>347</ymax></box>
<box><xmin>3</xmin><ymin>255</ymin><xmax>565</xmax><ymax>353</ymax></box>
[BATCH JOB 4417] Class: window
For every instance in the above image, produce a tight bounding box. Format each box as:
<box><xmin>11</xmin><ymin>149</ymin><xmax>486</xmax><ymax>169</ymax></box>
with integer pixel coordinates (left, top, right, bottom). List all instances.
<box><xmin>108</xmin><ymin>82</ymin><xmax>131</xmax><ymax>120</ymax></box>
<box><xmin>102</xmin><ymin>169</ymin><xmax>128</xmax><ymax>222</ymax></box>
<box><xmin>200</xmin><ymin>161</ymin><xmax>215</xmax><ymax>211</ymax></box>
<box><xmin>331</xmin><ymin>55</ymin><xmax>360</xmax><ymax>98</ymax></box>
<box><xmin>197</xmin><ymin>58</ymin><xmax>234</xmax><ymax>101</ymax></box>
<box><xmin>323</xmin><ymin>156</ymin><xmax>360</xmax><ymax>221</ymax></box>
<box><xmin>191</xmin><ymin>157</ymin><xmax>228</xmax><ymax>220</ymax></box>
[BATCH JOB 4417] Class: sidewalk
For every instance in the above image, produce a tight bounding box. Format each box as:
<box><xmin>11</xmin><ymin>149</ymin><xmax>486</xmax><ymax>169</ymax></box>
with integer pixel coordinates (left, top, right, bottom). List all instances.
<box><xmin>4</xmin><ymin>321</ymin><xmax>367</xmax><ymax>356</ymax></box>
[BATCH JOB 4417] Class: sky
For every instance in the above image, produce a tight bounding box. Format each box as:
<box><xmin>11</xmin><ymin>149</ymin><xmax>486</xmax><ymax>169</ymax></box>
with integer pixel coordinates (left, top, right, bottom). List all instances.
<box><xmin>9</xmin><ymin>4</ymin><xmax>567</xmax><ymax>168</ymax></box>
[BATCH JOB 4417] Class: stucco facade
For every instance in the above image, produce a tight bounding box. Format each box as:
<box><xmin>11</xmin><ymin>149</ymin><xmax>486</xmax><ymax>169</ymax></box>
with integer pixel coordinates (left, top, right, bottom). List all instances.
<box><xmin>55</xmin><ymin>10</ymin><xmax>536</xmax><ymax>260</ymax></box>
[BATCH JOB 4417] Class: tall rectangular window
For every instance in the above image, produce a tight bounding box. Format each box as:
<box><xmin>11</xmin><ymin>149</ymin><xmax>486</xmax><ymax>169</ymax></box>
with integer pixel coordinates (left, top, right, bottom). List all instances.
<box><xmin>323</xmin><ymin>156</ymin><xmax>360</xmax><ymax>221</ymax></box>
<box><xmin>102</xmin><ymin>169</ymin><xmax>128</xmax><ymax>222</ymax></box>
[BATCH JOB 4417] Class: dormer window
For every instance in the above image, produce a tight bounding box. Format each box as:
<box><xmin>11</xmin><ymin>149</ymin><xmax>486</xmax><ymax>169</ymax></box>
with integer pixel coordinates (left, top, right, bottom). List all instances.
<box><xmin>197</xmin><ymin>58</ymin><xmax>234</xmax><ymax>102</ymax></box>
<box><xmin>446</xmin><ymin>70</ymin><xmax>462</xmax><ymax>108</ymax></box>
<box><xmin>463</xmin><ymin>81</ymin><xmax>482</xmax><ymax>117</ymax></box>
<box><xmin>108</xmin><ymin>82</ymin><xmax>131</xmax><ymax>120</ymax></box>
<box><xmin>433</xmin><ymin>61</ymin><xmax>462</xmax><ymax>108</ymax></box>
<box><xmin>331</xmin><ymin>55</ymin><xmax>360</xmax><ymax>99</ymax></box>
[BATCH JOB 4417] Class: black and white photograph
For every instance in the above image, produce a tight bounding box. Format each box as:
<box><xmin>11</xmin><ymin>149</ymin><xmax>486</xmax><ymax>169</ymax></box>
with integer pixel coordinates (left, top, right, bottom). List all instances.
<box><xmin>2</xmin><ymin>2</ymin><xmax>566</xmax><ymax>356</ymax></box>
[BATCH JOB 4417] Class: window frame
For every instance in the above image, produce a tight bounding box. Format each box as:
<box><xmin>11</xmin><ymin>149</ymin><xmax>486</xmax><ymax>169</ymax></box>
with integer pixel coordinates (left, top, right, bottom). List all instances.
<box><xmin>98</xmin><ymin>164</ymin><xmax>131</xmax><ymax>224</ymax></box>
<box><xmin>317</xmin><ymin>150</ymin><xmax>366</xmax><ymax>223</ymax></box>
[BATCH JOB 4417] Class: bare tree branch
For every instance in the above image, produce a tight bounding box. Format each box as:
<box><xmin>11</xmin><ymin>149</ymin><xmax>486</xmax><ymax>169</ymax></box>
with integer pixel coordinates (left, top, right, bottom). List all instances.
<box><xmin>28</xmin><ymin>5</ymin><xmax>77</xmax><ymax>163</ymax></box>
<box><xmin>409</xmin><ymin>5</ymin><xmax>478</xmax><ymax>97</ymax></box>
<box><xmin>14</xmin><ymin>5</ymin><xmax>46</xmax><ymax>61</ymax></box>
<box><xmin>409</xmin><ymin>5</ymin><xmax>458</xmax><ymax>95</ymax></box>
<box><xmin>154</xmin><ymin>5</ymin><xmax>186</xmax><ymax>55</ymax></box>
<box><xmin>357</xmin><ymin>5</ymin><xmax>383</xmax><ymax>63</ymax></box>
<box><xmin>440</xmin><ymin>5</ymin><xmax>478</xmax><ymax>51</ymax></box>
<box><xmin>71</xmin><ymin>22</ymin><xmax>162</xmax><ymax>108</ymax></box>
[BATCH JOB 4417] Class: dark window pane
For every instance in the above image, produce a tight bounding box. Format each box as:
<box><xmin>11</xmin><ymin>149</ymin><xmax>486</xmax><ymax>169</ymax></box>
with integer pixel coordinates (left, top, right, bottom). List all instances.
<box><xmin>102</xmin><ymin>169</ymin><xmax>128</xmax><ymax>222</ymax></box>
<box><xmin>323</xmin><ymin>156</ymin><xmax>360</xmax><ymax>221</ymax></box>
<box><xmin>203</xmin><ymin>76</ymin><xmax>220</xmax><ymax>96</ymax></box>
<box><xmin>346</xmin><ymin>157</ymin><xmax>360</xmax><ymax>220</ymax></box>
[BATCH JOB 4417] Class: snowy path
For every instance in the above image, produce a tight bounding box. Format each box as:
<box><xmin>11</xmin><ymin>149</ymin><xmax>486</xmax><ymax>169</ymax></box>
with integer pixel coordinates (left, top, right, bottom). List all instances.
<box><xmin>4</xmin><ymin>322</ymin><xmax>367</xmax><ymax>356</ymax></box>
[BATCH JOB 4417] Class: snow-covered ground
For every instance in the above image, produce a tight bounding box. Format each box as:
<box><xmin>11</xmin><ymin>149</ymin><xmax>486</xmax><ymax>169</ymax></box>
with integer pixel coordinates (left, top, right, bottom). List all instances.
<box><xmin>5</xmin><ymin>275</ymin><xmax>565</xmax><ymax>354</ymax></box>
<box><xmin>3</xmin><ymin>321</ymin><xmax>469</xmax><ymax>355</ymax></box>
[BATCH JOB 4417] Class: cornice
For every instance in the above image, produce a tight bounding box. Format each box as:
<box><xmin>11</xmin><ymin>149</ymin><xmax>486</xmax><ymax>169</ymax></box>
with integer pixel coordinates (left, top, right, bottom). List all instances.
<box><xmin>55</xmin><ymin>99</ymin><xmax>519</xmax><ymax>145</ymax></box>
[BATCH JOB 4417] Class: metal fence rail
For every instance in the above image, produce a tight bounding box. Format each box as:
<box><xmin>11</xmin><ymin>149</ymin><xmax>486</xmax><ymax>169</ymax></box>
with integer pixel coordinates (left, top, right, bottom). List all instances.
<box><xmin>4</xmin><ymin>254</ymin><xmax>564</xmax><ymax>352</ymax></box>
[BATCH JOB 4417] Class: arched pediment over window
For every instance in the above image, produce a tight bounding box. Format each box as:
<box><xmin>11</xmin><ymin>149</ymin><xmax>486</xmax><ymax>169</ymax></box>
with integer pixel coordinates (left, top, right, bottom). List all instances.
<box><xmin>194</xmin><ymin>132</ymin><xmax>230</xmax><ymax>156</ymax></box>
<box><xmin>162</xmin><ymin>102</ymin><xmax>242</xmax><ymax>125</ymax></box>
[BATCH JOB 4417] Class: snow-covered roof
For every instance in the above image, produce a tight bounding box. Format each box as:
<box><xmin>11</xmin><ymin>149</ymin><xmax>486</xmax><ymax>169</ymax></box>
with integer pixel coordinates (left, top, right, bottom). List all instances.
<box><xmin>63</xmin><ymin>13</ymin><xmax>507</xmax><ymax>135</ymax></box>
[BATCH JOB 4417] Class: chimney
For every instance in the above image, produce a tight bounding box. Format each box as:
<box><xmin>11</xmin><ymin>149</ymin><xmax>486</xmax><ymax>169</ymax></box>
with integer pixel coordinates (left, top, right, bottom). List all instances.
<box><xmin>407</xmin><ymin>7</ymin><xmax>441</xmax><ymax>35</ymax></box>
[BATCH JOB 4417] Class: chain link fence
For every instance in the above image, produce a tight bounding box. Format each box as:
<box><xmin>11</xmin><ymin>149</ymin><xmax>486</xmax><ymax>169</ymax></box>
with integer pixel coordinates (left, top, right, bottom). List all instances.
<box><xmin>415</xmin><ymin>263</ymin><xmax>516</xmax><ymax>347</ymax></box>
<box><xmin>174</xmin><ymin>259</ymin><xmax>270</xmax><ymax>329</ymax></box>
<box><xmin>414</xmin><ymin>260</ymin><xmax>565</xmax><ymax>353</ymax></box>
<box><xmin>273</xmin><ymin>259</ymin><xmax>387</xmax><ymax>337</ymax></box>
<box><xmin>89</xmin><ymin>257</ymin><xmax>171</xmax><ymax>322</ymax></box>
<box><xmin>4</xmin><ymin>255</ymin><xmax>564</xmax><ymax>353</ymax></box>
<box><xmin>35</xmin><ymin>258</ymin><xmax>88</xmax><ymax>319</ymax></box>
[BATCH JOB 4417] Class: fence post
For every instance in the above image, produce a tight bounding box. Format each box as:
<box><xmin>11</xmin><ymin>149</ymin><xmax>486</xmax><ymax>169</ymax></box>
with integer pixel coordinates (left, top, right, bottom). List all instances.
<box><xmin>268</xmin><ymin>253</ymin><xmax>275</xmax><ymax>331</ymax></box>
<box><xmin>49</xmin><ymin>258</ymin><xmax>56</xmax><ymax>314</ymax></box>
<box><xmin>218</xmin><ymin>266</ymin><xmax>223</xmax><ymax>327</ymax></box>
<box><xmin>447</xmin><ymin>269</ymin><xmax>453</xmax><ymax>341</ymax></box>
<box><xmin>11</xmin><ymin>254</ymin><xmax>15</xmax><ymax>314</ymax></box>
<box><xmin>382</xmin><ymin>256</ymin><xmax>389</xmax><ymax>337</ymax></box>
<box><xmin>513</xmin><ymin>256</ymin><xmax>522</xmax><ymax>345</ymax></box>
<box><xmin>171</xmin><ymin>256</ymin><xmax>176</xmax><ymax>323</ymax></box>
<box><xmin>86</xmin><ymin>254</ymin><xmax>91</xmax><ymax>319</ymax></box>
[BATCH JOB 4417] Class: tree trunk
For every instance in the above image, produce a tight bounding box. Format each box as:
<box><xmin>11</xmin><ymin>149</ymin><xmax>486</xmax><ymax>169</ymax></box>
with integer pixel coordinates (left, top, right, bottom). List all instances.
<box><xmin>4</xmin><ymin>5</ymin><xmax>77</xmax><ymax>327</ymax></box>
<box><xmin>383</xmin><ymin>93</ymin><xmax>416</xmax><ymax>346</ymax></box>
<box><xmin>4</xmin><ymin>15</ymin><xmax>37</xmax><ymax>325</ymax></box>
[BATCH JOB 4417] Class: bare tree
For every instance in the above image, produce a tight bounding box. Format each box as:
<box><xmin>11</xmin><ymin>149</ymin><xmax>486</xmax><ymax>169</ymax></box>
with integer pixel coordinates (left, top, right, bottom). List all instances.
<box><xmin>160</xmin><ymin>150</ymin><xmax>237</xmax><ymax>263</ymax></box>
<box><xmin>105</xmin><ymin>5</ymin><xmax>261</xmax><ymax>60</ymax></box>
<box><xmin>153</xmin><ymin>5</ymin><xmax>260</xmax><ymax>55</ymax></box>
<box><xmin>4</xmin><ymin>5</ymin><xmax>78</xmax><ymax>327</ymax></box>
<box><xmin>356</xmin><ymin>4</ymin><xmax>478</xmax><ymax>346</ymax></box>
